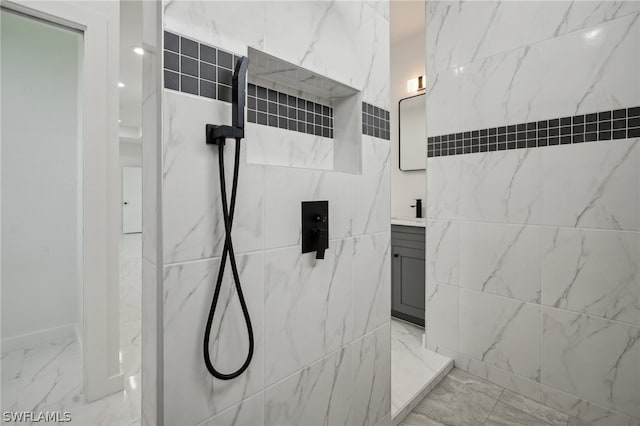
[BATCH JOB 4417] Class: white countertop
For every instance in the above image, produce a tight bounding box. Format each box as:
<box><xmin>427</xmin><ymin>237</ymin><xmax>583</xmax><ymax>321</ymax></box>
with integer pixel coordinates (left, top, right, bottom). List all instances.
<box><xmin>391</xmin><ymin>217</ymin><xmax>426</xmax><ymax>227</ymax></box>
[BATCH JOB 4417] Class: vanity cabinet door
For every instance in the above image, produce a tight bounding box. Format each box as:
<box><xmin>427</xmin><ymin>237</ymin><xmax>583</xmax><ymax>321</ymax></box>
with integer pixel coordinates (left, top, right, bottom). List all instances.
<box><xmin>391</xmin><ymin>245</ymin><xmax>425</xmax><ymax>326</ymax></box>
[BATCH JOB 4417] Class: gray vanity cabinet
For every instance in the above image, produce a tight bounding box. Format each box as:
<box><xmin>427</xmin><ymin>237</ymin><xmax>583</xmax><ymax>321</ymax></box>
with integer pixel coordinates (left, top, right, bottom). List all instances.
<box><xmin>391</xmin><ymin>225</ymin><xmax>425</xmax><ymax>326</ymax></box>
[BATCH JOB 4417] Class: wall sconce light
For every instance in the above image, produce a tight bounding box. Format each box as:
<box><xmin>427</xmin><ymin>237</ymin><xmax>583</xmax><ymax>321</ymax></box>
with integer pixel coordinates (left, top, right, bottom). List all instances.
<box><xmin>407</xmin><ymin>75</ymin><xmax>425</xmax><ymax>92</ymax></box>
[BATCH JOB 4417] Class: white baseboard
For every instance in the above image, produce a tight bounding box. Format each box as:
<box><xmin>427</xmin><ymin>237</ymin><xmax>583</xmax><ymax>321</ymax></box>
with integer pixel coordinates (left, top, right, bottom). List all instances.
<box><xmin>1</xmin><ymin>323</ymin><xmax>77</xmax><ymax>353</ymax></box>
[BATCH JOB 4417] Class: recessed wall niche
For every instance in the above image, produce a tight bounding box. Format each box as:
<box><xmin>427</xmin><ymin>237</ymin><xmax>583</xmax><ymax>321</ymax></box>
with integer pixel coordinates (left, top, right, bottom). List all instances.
<box><xmin>246</xmin><ymin>47</ymin><xmax>362</xmax><ymax>174</ymax></box>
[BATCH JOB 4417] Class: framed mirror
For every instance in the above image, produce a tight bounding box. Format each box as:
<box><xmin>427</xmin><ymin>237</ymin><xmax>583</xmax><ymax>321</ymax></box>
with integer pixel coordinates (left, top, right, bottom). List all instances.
<box><xmin>399</xmin><ymin>93</ymin><xmax>426</xmax><ymax>171</ymax></box>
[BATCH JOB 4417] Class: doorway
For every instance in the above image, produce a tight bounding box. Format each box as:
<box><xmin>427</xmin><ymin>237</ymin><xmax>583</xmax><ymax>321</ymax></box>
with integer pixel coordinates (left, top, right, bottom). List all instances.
<box><xmin>1</xmin><ymin>7</ymin><xmax>85</xmax><ymax>410</ymax></box>
<box><xmin>2</xmin><ymin>0</ymin><xmax>125</xmax><ymax>417</ymax></box>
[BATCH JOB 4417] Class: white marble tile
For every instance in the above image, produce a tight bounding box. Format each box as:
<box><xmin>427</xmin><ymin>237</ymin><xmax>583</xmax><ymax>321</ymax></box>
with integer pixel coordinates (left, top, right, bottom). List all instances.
<box><xmin>245</xmin><ymin>123</ymin><xmax>333</xmax><ymax>170</ymax></box>
<box><xmin>264</xmin><ymin>167</ymin><xmax>354</xmax><ymax>250</ymax></box>
<box><xmin>365</xmin><ymin>0</ymin><xmax>389</xmax><ymax>22</ymax></box>
<box><xmin>1</xmin><ymin>338</ymin><xmax>83</xmax><ymax>414</ymax></box>
<box><xmin>66</xmin><ymin>383</ymin><xmax>140</xmax><ymax>426</ymax></box>
<box><xmin>454</xmin><ymin>354</ymin><xmax>542</xmax><ymax>403</ymax></box>
<box><xmin>549</xmin><ymin>2</ymin><xmax>640</xmax><ymax>37</ymax></box>
<box><xmin>198</xmin><ymin>392</ymin><xmax>264</xmax><ymax>426</ymax></box>
<box><xmin>426</xmin><ymin>0</ymin><xmax>461</xmax><ymax>71</ymax></box>
<box><xmin>353</xmin><ymin>137</ymin><xmax>390</xmax><ymax>237</ymax></box>
<box><xmin>542</xmin><ymin>227</ymin><xmax>639</xmax><ymax>325</ymax></box>
<box><xmin>163</xmin><ymin>91</ymin><xmax>265</xmax><ymax>264</ymax></box>
<box><xmin>166</xmin><ymin>2</ymin><xmax>389</xmax><ymax>108</ymax></box>
<box><xmin>0</xmin><ymin>340</ymin><xmax>139</xmax><ymax>426</ymax></box>
<box><xmin>425</xmin><ymin>65</ymin><xmax>460</xmax><ymax>137</ymax></box>
<box><xmin>541</xmin><ymin>384</ymin><xmax>640</xmax><ymax>426</ymax></box>
<box><xmin>541</xmin><ymin>307</ymin><xmax>640</xmax><ymax>419</ymax></box>
<box><xmin>264</xmin><ymin>346</ymin><xmax>353</xmax><ymax>426</ymax></box>
<box><xmin>459</xmin><ymin>148</ymin><xmax>541</xmax><ymax>224</ymax></box>
<box><xmin>541</xmin><ymin>139</ymin><xmax>639</xmax><ymax>231</ymax></box>
<box><xmin>426</xmin><ymin>155</ymin><xmax>462</xmax><ymax>221</ymax></box>
<box><xmin>541</xmin><ymin>13</ymin><xmax>640</xmax><ymax>117</ymax></box>
<box><xmin>353</xmin><ymin>323</ymin><xmax>391</xmax><ymax>426</ymax></box>
<box><xmin>459</xmin><ymin>222</ymin><xmax>541</xmax><ymax>303</ymax></box>
<box><xmin>431</xmin><ymin>1</ymin><xmax>639</xmax><ymax>71</ymax></box>
<box><xmin>162</xmin><ymin>253</ymin><xmax>264</xmax><ymax>425</ymax></box>
<box><xmin>164</xmin><ymin>1</ymin><xmax>267</xmax><ymax>56</ymax></box>
<box><xmin>459</xmin><ymin>45</ymin><xmax>543</xmax><ymax>132</ymax></box>
<box><xmin>353</xmin><ymin>232</ymin><xmax>391</xmax><ymax>338</ymax></box>
<box><xmin>261</xmin><ymin>2</ymin><xmax>389</xmax><ymax>109</ymax></box>
<box><xmin>426</xmin><ymin>220</ymin><xmax>458</xmax><ymax>287</ymax></box>
<box><xmin>426</xmin><ymin>282</ymin><xmax>458</xmax><ymax>355</ymax></box>
<box><xmin>1</xmin><ymin>350</ymin><xmax>24</xmax><ymax>383</ymax></box>
<box><xmin>458</xmin><ymin>289</ymin><xmax>541</xmax><ymax>382</ymax></box>
<box><xmin>264</xmin><ymin>240</ymin><xmax>352</xmax><ymax>386</ymax></box>
<box><xmin>454</xmin><ymin>1</ymin><xmax>533</xmax><ymax>66</ymax></box>
<box><xmin>391</xmin><ymin>320</ymin><xmax>453</xmax><ymax>420</ymax></box>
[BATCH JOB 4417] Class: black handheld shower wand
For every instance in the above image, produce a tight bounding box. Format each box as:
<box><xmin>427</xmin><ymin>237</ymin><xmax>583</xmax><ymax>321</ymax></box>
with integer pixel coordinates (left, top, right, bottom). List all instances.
<box><xmin>203</xmin><ymin>56</ymin><xmax>253</xmax><ymax>380</ymax></box>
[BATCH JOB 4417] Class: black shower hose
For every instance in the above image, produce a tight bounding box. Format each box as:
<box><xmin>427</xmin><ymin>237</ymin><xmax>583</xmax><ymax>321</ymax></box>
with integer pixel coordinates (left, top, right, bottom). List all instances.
<box><xmin>203</xmin><ymin>138</ymin><xmax>254</xmax><ymax>380</ymax></box>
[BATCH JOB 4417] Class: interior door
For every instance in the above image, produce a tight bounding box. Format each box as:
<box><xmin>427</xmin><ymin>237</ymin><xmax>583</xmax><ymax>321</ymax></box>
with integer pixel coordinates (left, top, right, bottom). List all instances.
<box><xmin>122</xmin><ymin>167</ymin><xmax>142</xmax><ymax>233</ymax></box>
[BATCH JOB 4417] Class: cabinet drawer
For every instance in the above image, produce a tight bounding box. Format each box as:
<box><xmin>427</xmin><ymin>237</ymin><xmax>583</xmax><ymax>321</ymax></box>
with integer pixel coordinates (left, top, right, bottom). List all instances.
<box><xmin>391</xmin><ymin>225</ymin><xmax>425</xmax><ymax>250</ymax></box>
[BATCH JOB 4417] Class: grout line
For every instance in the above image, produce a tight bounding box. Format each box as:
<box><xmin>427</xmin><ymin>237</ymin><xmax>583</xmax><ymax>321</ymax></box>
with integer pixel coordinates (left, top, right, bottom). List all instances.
<box><xmin>484</xmin><ymin>397</ymin><xmax>501</xmax><ymax>425</ymax></box>
<box><xmin>450</xmin><ymin>282</ymin><xmax>640</xmax><ymax>329</ymax></box>
<box><xmin>425</xmin><ymin>217</ymin><xmax>640</xmax><ymax>234</ymax></box>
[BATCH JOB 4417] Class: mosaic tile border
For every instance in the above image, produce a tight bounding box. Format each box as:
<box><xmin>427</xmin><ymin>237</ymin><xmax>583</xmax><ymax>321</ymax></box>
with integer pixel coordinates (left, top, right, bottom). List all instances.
<box><xmin>247</xmin><ymin>83</ymin><xmax>334</xmax><ymax>138</ymax></box>
<box><xmin>427</xmin><ymin>107</ymin><xmax>640</xmax><ymax>157</ymax></box>
<box><xmin>163</xmin><ymin>31</ymin><xmax>391</xmax><ymax>141</ymax></box>
<box><xmin>163</xmin><ymin>31</ymin><xmax>242</xmax><ymax>102</ymax></box>
<box><xmin>363</xmin><ymin>102</ymin><xmax>391</xmax><ymax>141</ymax></box>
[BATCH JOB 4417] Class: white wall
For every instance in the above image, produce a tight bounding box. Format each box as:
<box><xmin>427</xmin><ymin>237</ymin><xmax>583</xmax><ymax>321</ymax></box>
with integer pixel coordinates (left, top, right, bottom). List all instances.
<box><xmin>391</xmin><ymin>31</ymin><xmax>426</xmax><ymax>218</ymax></box>
<box><xmin>119</xmin><ymin>141</ymin><xmax>142</xmax><ymax>167</ymax></box>
<box><xmin>1</xmin><ymin>10</ymin><xmax>81</xmax><ymax>345</ymax></box>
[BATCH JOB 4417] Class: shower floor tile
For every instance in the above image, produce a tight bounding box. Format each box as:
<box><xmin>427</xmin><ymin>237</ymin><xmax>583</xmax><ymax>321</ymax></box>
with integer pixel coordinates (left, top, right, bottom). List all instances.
<box><xmin>399</xmin><ymin>368</ymin><xmax>571</xmax><ymax>426</ymax></box>
<box><xmin>391</xmin><ymin>318</ymin><xmax>453</xmax><ymax>425</ymax></box>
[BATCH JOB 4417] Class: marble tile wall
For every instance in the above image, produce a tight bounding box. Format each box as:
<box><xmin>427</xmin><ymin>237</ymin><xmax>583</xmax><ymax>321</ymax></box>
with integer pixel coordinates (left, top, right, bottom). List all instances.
<box><xmin>425</xmin><ymin>1</ymin><xmax>640</xmax><ymax>425</ymax></box>
<box><xmin>142</xmin><ymin>2</ymin><xmax>391</xmax><ymax>425</ymax></box>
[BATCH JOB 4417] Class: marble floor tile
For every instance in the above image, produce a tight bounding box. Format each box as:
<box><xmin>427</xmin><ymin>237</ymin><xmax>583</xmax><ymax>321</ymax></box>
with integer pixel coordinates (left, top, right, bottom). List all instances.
<box><xmin>1</xmin><ymin>234</ymin><xmax>142</xmax><ymax>425</ymax></box>
<box><xmin>499</xmin><ymin>389</ymin><xmax>569</xmax><ymax>426</ymax></box>
<box><xmin>447</xmin><ymin>367</ymin><xmax>504</xmax><ymax>400</ymax></box>
<box><xmin>391</xmin><ymin>319</ymin><xmax>453</xmax><ymax>421</ymax></box>
<box><xmin>400</xmin><ymin>367</ymin><xmax>591</xmax><ymax>426</ymax></box>
<box><xmin>398</xmin><ymin>411</ymin><xmax>446</xmax><ymax>426</ymax></box>
<box><xmin>485</xmin><ymin>400</ymin><xmax>550</xmax><ymax>426</ymax></box>
<box><xmin>400</xmin><ymin>375</ymin><xmax>498</xmax><ymax>426</ymax></box>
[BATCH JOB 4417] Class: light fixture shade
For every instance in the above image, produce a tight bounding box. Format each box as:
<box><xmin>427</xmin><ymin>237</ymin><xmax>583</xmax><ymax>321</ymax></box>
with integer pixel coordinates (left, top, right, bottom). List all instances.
<box><xmin>406</xmin><ymin>75</ymin><xmax>425</xmax><ymax>92</ymax></box>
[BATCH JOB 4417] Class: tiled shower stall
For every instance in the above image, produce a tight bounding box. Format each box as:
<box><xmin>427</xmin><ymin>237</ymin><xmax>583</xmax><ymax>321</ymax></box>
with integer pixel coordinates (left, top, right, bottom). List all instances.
<box><xmin>425</xmin><ymin>2</ymin><xmax>640</xmax><ymax>425</ymax></box>
<box><xmin>141</xmin><ymin>2</ymin><xmax>392</xmax><ymax>425</ymax></box>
